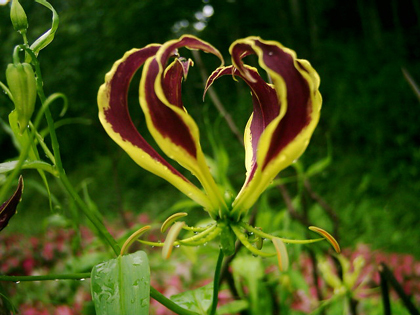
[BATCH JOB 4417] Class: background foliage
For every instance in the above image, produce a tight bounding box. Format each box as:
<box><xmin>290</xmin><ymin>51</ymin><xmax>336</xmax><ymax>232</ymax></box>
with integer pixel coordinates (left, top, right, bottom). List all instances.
<box><xmin>1</xmin><ymin>0</ymin><xmax>419</xmax><ymax>268</ymax></box>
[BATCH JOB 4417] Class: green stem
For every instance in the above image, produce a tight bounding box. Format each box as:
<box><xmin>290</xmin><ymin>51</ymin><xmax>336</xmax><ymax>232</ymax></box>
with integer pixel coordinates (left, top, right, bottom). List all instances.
<box><xmin>21</xmin><ymin>32</ymin><xmax>28</xmax><ymax>46</ymax></box>
<box><xmin>0</xmin><ymin>128</ymin><xmax>33</xmax><ymax>202</ymax></box>
<box><xmin>26</xmin><ymin>49</ymin><xmax>64</xmax><ymax>170</ymax></box>
<box><xmin>209</xmin><ymin>249</ymin><xmax>224</xmax><ymax>315</ymax></box>
<box><xmin>12</xmin><ymin>46</ymin><xmax>21</xmax><ymax>65</ymax></box>
<box><xmin>29</xmin><ymin>121</ymin><xmax>56</xmax><ymax>164</ymax></box>
<box><xmin>23</xmin><ymin>47</ymin><xmax>120</xmax><ymax>255</ymax></box>
<box><xmin>0</xmin><ymin>273</ymin><xmax>90</xmax><ymax>282</ymax></box>
<box><xmin>150</xmin><ymin>286</ymin><xmax>200</xmax><ymax>315</ymax></box>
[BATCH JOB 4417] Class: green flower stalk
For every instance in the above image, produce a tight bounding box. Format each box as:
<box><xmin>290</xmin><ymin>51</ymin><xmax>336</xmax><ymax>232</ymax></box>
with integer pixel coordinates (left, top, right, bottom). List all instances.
<box><xmin>6</xmin><ymin>60</ymin><xmax>37</xmax><ymax>133</ymax></box>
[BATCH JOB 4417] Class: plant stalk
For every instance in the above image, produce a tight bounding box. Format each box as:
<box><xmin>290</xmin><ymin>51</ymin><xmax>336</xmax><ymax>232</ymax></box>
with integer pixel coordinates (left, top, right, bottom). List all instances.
<box><xmin>209</xmin><ymin>249</ymin><xmax>224</xmax><ymax>315</ymax></box>
<box><xmin>0</xmin><ymin>273</ymin><xmax>91</xmax><ymax>282</ymax></box>
<box><xmin>150</xmin><ymin>286</ymin><xmax>200</xmax><ymax>315</ymax></box>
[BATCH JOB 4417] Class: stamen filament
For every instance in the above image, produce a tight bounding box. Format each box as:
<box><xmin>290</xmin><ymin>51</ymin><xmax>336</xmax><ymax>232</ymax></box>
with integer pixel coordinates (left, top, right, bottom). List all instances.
<box><xmin>231</xmin><ymin>225</ymin><xmax>275</xmax><ymax>257</ymax></box>
<box><xmin>120</xmin><ymin>225</ymin><xmax>151</xmax><ymax>255</ymax></box>
<box><xmin>178</xmin><ymin>226</ymin><xmax>221</xmax><ymax>246</ymax></box>
<box><xmin>178</xmin><ymin>224</ymin><xmax>217</xmax><ymax>244</ymax></box>
<box><xmin>137</xmin><ymin>240</ymin><xmax>165</xmax><ymax>247</ymax></box>
<box><xmin>182</xmin><ymin>225</ymin><xmax>212</xmax><ymax>232</ymax></box>
<box><xmin>272</xmin><ymin>238</ymin><xmax>289</xmax><ymax>272</ymax></box>
<box><xmin>240</xmin><ymin>222</ymin><xmax>325</xmax><ymax>244</ymax></box>
<box><xmin>162</xmin><ymin>221</ymin><xmax>185</xmax><ymax>259</ymax></box>
<box><xmin>161</xmin><ymin>212</ymin><xmax>188</xmax><ymax>233</ymax></box>
<box><xmin>309</xmin><ymin>226</ymin><xmax>341</xmax><ymax>253</ymax></box>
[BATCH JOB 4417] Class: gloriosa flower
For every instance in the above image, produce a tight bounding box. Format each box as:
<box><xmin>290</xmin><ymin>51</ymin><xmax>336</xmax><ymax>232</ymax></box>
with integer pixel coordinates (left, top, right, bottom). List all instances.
<box><xmin>98</xmin><ymin>35</ymin><xmax>338</xmax><ymax>264</ymax></box>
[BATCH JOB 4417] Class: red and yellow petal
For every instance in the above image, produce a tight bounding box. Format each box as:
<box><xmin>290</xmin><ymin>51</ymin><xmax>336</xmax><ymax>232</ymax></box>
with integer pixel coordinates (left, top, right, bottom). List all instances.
<box><xmin>229</xmin><ymin>37</ymin><xmax>322</xmax><ymax>217</ymax></box>
<box><xmin>97</xmin><ymin>44</ymin><xmax>212</xmax><ymax>211</ymax></box>
<box><xmin>139</xmin><ymin>35</ymin><xmax>227</xmax><ymax>216</ymax></box>
<box><xmin>205</xmin><ymin>65</ymin><xmax>279</xmax><ymax>180</ymax></box>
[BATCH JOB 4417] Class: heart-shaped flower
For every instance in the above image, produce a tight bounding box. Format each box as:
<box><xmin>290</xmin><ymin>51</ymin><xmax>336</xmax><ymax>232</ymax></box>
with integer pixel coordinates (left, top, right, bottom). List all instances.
<box><xmin>99</xmin><ymin>35</ymin><xmax>336</xmax><ymax>262</ymax></box>
<box><xmin>98</xmin><ymin>35</ymin><xmax>321</xmax><ymax>222</ymax></box>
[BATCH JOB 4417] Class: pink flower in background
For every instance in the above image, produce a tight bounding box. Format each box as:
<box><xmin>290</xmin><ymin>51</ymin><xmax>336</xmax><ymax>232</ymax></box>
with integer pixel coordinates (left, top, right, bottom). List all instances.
<box><xmin>22</xmin><ymin>257</ymin><xmax>36</xmax><ymax>275</ymax></box>
<box><xmin>54</xmin><ymin>305</ymin><xmax>73</xmax><ymax>315</ymax></box>
<box><xmin>20</xmin><ymin>303</ymin><xmax>49</xmax><ymax>315</ymax></box>
<box><xmin>291</xmin><ymin>289</ymin><xmax>313</xmax><ymax>313</ymax></box>
<box><xmin>42</xmin><ymin>242</ymin><xmax>54</xmax><ymax>261</ymax></box>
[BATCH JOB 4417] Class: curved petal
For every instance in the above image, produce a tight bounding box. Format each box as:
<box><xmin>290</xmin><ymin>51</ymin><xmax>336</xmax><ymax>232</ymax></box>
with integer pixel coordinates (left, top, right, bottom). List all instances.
<box><xmin>97</xmin><ymin>44</ymin><xmax>212</xmax><ymax>210</ymax></box>
<box><xmin>139</xmin><ymin>35</ymin><xmax>227</xmax><ymax>216</ymax></box>
<box><xmin>228</xmin><ymin>37</ymin><xmax>322</xmax><ymax>217</ymax></box>
<box><xmin>0</xmin><ymin>176</ymin><xmax>23</xmax><ymax>232</ymax></box>
<box><xmin>205</xmin><ymin>65</ymin><xmax>278</xmax><ymax>177</ymax></box>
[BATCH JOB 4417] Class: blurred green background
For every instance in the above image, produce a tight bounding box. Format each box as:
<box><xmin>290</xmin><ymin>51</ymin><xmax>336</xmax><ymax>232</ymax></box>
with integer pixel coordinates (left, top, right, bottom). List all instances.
<box><xmin>1</xmin><ymin>0</ymin><xmax>420</xmax><ymax>256</ymax></box>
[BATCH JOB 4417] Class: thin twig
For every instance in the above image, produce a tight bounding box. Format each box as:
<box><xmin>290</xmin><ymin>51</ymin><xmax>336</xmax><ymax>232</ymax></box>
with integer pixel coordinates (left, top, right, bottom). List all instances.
<box><xmin>402</xmin><ymin>67</ymin><xmax>420</xmax><ymax>103</ymax></box>
<box><xmin>379</xmin><ymin>263</ymin><xmax>420</xmax><ymax>315</ymax></box>
<box><xmin>379</xmin><ymin>264</ymin><xmax>392</xmax><ymax>315</ymax></box>
<box><xmin>277</xmin><ymin>184</ymin><xmax>311</xmax><ymax>226</ymax></box>
<box><xmin>304</xmin><ymin>179</ymin><xmax>340</xmax><ymax>242</ymax></box>
<box><xmin>308</xmin><ymin>249</ymin><xmax>326</xmax><ymax>315</ymax></box>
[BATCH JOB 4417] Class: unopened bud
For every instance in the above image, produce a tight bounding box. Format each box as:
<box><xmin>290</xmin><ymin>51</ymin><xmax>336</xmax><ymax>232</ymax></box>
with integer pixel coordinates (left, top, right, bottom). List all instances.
<box><xmin>6</xmin><ymin>62</ymin><xmax>37</xmax><ymax>132</ymax></box>
<box><xmin>10</xmin><ymin>0</ymin><xmax>28</xmax><ymax>34</ymax></box>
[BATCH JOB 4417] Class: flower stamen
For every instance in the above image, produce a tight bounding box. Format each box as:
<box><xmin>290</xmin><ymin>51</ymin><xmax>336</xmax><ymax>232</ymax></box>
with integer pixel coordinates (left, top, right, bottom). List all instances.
<box><xmin>120</xmin><ymin>225</ymin><xmax>151</xmax><ymax>256</ymax></box>
<box><xmin>161</xmin><ymin>212</ymin><xmax>188</xmax><ymax>233</ymax></box>
<box><xmin>162</xmin><ymin>221</ymin><xmax>185</xmax><ymax>259</ymax></box>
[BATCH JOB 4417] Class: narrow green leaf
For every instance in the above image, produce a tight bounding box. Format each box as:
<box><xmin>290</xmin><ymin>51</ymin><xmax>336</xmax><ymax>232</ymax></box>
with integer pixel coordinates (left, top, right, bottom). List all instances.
<box><xmin>306</xmin><ymin>155</ymin><xmax>331</xmax><ymax>178</ymax></box>
<box><xmin>0</xmin><ymin>160</ymin><xmax>57</xmax><ymax>176</ymax></box>
<box><xmin>231</xmin><ymin>256</ymin><xmax>266</xmax><ymax>314</ymax></box>
<box><xmin>29</xmin><ymin>0</ymin><xmax>59</xmax><ymax>56</ymax></box>
<box><xmin>40</xmin><ymin>117</ymin><xmax>91</xmax><ymax>138</ymax></box>
<box><xmin>170</xmin><ymin>283</ymin><xmax>213</xmax><ymax>315</ymax></box>
<box><xmin>8</xmin><ymin>111</ymin><xmax>56</xmax><ymax>210</ymax></box>
<box><xmin>91</xmin><ymin>251</ymin><xmax>150</xmax><ymax>315</ymax></box>
<box><xmin>306</xmin><ymin>140</ymin><xmax>332</xmax><ymax>178</ymax></box>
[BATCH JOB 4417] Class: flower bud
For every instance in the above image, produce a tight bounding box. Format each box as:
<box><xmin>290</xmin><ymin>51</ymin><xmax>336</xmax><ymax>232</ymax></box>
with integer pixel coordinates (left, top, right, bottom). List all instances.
<box><xmin>6</xmin><ymin>62</ymin><xmax>37</xmax><ymax>132</ymax></box>
<box><xmin>10</xmin><ymin>0</ymin><xmax>28</xmax><ymax>34</ymax></box>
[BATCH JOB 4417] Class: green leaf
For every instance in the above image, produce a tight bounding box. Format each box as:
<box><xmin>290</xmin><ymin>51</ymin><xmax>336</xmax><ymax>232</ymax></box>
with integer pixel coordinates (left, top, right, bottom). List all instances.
<box><xmin>40</xmin><ymin>117</ymin><xmax>91</xmax><ymax>138</ymax></box>
<box><xmin>0</xmin><ymin>160</ymin><xmax>57</xmax><ymax>176</ymax></box>
<box><xmin>231</xmin><ymin>256</ymin><xmax>273</xmax><ymax>315</ymax></box>
<box><xmin>306</xmin><ymin>140</ymin><xmax>332</xmax><ymax>178</ymax></box>
<box><xmin>170</xmin><ymin>283</ymin><xmax>213</xmax><ymax>315</ymax></box>
<box><xmin>216</xmin><ymin>300</ymin><xmax>248</xmax><ymax>315</ymax></box>
<box><xmin>0</xmin><ymin>288</ymin><xmax>17</xmax><ymax>315</ymax></box>
<box><xmin>91</xmin><ymin>251</ymin><xmax>150</xmax><ymax>315</ymax></box>
<box><xmin>29</xmin><ymin>0</ymin><xmax>59</xmax><ymax>56</ymax></box>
